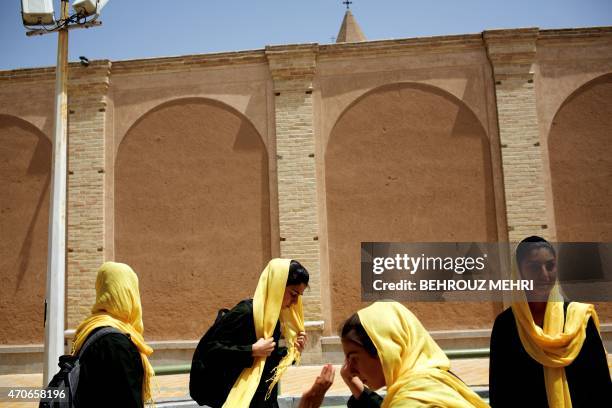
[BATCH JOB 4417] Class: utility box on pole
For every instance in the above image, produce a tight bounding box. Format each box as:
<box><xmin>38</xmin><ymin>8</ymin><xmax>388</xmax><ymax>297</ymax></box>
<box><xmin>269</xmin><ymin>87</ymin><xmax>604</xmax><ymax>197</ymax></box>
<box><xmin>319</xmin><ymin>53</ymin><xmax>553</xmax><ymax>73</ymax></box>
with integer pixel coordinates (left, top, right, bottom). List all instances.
<box><xmin>72</xmin><ymin>0</ymin><xmax>109</xmax><ymax>17</ymax></box>
<box><xmin>21</xmin><ymin>0</ymin><xmax>55</xmax><ymax>26</ymax></box>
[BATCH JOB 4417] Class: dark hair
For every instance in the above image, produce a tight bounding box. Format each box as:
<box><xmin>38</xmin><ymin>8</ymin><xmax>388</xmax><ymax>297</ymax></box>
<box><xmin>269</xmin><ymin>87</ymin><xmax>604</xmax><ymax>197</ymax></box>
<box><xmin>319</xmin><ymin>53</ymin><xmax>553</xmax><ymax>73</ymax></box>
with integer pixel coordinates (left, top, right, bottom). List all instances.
<box><xmin>516</xmin><ymin>236</ymin><xmax>556</xmax><ymax>267</ymax></box>
<box><xmin>287</xmin><ymin>260</ymin><xmax>309</xmax><ymax>286</ymax></box>
<box><xmin>340</xmin><ymin>313</ymin><xmax>378</xmax><ymax>357</ymax></box>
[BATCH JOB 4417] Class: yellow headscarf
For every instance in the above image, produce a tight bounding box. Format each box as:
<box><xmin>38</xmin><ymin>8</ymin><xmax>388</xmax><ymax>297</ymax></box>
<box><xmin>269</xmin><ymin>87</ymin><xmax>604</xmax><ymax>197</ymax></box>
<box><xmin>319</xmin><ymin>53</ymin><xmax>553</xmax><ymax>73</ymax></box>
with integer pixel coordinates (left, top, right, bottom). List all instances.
<box><xmin>511</xmin><ymin>266</ymin><xmax>601</xmax><ymax>408</ymax></box>
<box><xmin>72</xmin><ymin>262</ymin><xmax>155</xmax><ymax>404</ymax></box>
<box><xmin>358</xmin><ymin>301</ymin><xmax>489</xmax><ymax>408</ymax></box>
<box><xmin>222</xmin><ymin>258</ymin><xmax>305</xmax><ymax>408</ymax></box>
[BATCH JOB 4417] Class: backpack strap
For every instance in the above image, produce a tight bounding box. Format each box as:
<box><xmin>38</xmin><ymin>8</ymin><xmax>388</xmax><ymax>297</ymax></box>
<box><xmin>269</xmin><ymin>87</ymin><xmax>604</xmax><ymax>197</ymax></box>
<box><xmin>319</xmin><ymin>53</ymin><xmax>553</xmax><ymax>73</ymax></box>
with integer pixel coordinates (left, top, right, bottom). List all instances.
<box><xmin>215</xmin><ymin>308</ymin><xmax>230</xmax><ymax>324</ymax></box>
<box><xmin>76</xmin><ymin>327</ymin><xmax>123</xmax><ymax>358</ymax></box>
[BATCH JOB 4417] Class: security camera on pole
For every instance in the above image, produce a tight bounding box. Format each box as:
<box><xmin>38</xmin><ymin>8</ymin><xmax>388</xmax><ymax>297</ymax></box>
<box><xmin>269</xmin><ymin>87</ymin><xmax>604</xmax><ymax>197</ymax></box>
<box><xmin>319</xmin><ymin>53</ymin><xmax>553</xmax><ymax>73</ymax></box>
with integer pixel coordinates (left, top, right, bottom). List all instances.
<box><xmin>20</xmin><ymin>0</ymin><xmax>110</xmax><ymax>386</ymax></box>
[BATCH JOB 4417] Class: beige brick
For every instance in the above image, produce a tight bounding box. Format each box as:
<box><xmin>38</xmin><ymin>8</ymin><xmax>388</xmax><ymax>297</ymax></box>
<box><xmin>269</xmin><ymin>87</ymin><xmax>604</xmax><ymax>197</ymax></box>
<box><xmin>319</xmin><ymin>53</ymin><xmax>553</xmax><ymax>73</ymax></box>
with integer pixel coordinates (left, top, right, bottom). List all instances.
<box><xmin>485</xmin><ymin>30</ymin><xmax>551</xmax><ymax>242</ymax></box>
<box><xmin>65</xmin><ymin>62</ymin><xmax>111</xmax><ymax>328</ymax></box>
<box><xmin>267</xmin><ymin>47</ymin><xmax>322</xmax><ymax>322</ymax></box>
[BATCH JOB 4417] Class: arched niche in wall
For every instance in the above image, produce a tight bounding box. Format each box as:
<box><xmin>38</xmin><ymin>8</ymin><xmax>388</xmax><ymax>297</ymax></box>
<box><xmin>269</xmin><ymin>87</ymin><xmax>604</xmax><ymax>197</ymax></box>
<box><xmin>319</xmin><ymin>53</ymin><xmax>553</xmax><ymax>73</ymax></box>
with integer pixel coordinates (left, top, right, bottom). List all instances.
<box><xmin>325</xmin><ymin>82</ymin><xmax>499</xmax><ymax>331</ymax></box>
<box><xmin>548</xmin><ymin>73</ymin><xmax>612</xmax><ymax>323</ymax></box>
<box><xmin>115</xmin><ymin>98</ymin><xmax>271</xmax><ymax>340</ymax></box>
<box><xmin>0</xmin><ymin>114</ymin><xmax>51</xmax><ymax>344</ymax></box>
<box><xmin>549</xmin><ymin>73</ymin><xmax>612</xmax><ymax>242</ymax></box>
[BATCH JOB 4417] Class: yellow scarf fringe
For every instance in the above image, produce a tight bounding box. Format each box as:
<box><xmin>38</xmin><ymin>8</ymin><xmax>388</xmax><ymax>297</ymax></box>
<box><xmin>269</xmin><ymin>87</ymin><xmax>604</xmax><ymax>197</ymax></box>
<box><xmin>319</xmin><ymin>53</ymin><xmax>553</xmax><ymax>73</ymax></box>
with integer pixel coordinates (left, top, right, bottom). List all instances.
<box><xmin>511</xmin><ymin>265</ymin><xmax>600</xmax><ymax>408</ymax></box>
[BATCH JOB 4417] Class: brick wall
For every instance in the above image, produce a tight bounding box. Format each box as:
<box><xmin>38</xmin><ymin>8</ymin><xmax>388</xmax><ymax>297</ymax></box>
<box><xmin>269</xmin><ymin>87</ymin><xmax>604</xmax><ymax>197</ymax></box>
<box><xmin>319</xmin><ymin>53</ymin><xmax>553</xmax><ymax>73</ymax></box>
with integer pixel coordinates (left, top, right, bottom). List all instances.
<box><xmin>485</xmin><ymin>29</ymin><xmax>551</xmax><ymax>242</ymax></box>
<box><xmin>66</xmin><ymin>61</ymin><xmax>111</xmax><ymax>328</ymax></box>
<box><xmin>1</xmin><ymin>27</ymin><xmax>610</xmax><ymax>344</ymax></box>
<box><xmin>266</xmin><ymin>45</ymin><xmax>322</xmax><ymax>322</ymax></box>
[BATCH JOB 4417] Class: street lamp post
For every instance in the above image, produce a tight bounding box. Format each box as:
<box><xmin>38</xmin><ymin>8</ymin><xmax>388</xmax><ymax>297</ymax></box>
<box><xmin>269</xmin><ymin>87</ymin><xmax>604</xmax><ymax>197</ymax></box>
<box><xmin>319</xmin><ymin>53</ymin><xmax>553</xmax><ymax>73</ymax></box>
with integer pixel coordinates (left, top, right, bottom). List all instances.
<box><xmin>21</xmin><ymin>0</ymin><xmax>109</xmax><ymax>385</ymax></box>
<box><xmin>43</xmin><ymin>0</ymin><xmax>69</xmax><ymax>386</ymax></box>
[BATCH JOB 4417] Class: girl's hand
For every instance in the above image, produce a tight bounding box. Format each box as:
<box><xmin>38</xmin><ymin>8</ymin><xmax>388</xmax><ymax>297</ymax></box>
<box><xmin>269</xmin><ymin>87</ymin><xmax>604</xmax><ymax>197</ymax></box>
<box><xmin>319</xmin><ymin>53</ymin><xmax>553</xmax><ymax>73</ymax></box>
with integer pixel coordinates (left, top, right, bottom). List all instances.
<box><xmin>252</xmin><ymin>337</ymin><xmax>275</xmax><ymax>357</ymax></box>
<box><xmin>299</xmin><ymin>364</ymin><xmax>335</xmax><ymax>408</ymax></box>
<box><xmin>295</xmin><ymin>331</ymin><xmax>307</xmax><ymax>353</ymax></box>
<box><xmin>341</xmin><ymin>359</ymin><xmax>364</xmax><ymax>399</ymax></box>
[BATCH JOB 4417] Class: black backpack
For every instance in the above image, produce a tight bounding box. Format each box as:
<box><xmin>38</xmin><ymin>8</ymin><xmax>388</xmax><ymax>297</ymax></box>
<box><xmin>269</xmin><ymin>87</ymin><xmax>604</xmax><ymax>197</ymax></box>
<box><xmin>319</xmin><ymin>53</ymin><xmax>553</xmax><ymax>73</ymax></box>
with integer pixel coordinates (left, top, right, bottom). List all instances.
<box><xmin>39</xmin><ymin>327</ymin><xmax>122</xmax><ymax>408</ymax></box>
<box><xmin>189</xmin><ymin>308</ymin><xmax>230</xmax><ymax>407</ymax></box>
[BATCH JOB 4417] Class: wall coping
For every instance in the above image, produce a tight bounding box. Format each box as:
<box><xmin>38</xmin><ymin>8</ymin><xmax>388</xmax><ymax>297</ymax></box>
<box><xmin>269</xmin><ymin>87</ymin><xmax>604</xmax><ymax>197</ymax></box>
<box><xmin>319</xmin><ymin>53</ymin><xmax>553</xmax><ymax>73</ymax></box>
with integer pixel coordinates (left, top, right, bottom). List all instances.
<box><xmin>2</xmin><ymin>26</ymin><xmax>610</xmax><ymax>81</ymax></box>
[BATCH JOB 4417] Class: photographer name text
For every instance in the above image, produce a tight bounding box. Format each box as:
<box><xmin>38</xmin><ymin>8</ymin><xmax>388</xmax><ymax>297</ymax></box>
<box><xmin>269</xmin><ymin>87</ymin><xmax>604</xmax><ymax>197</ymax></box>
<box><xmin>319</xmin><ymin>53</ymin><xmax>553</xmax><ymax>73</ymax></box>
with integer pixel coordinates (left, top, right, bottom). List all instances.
<box><xmin>372</xmin><ymin>279</ymin><xmax>533</xmax><ymax>292</ymax></box>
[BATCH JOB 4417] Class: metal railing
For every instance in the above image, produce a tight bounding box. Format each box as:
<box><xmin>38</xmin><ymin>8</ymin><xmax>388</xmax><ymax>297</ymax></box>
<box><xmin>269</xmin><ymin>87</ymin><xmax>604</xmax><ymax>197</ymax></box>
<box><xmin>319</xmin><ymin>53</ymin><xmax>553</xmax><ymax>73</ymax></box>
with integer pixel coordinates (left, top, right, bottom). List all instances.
<box><xmin>154</xmin><ymin>364</ymin><xmax>192</xmax><ymax>376</ymax></box>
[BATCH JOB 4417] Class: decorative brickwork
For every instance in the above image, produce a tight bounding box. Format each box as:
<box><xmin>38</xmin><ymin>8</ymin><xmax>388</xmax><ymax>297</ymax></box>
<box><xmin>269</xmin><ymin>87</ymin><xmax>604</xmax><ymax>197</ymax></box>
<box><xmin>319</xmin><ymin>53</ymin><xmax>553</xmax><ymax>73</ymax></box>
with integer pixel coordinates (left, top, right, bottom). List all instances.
<box><xmin>65</xmin><ymin>61</ymin><xmax>111</xmax><ymax>328</ymax></box>
<box><xmin>265</xmin><ymin>45</ymin><xmax>322</xmax><ymax>322</ymax></box>
<box><xmin>484</xmin><ymin>29</ymin><xmax>550</xmax><ymax>242</ymax></box>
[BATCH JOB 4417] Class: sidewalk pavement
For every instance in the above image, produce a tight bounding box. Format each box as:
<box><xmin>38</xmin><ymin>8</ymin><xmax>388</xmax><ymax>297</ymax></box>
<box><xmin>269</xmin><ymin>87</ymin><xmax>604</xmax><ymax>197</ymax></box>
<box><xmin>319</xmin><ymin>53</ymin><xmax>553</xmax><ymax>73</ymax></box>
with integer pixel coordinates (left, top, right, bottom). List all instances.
<box><xmin>1</xmin><ymin>356</ymin><xmax>610</xmax><ymax>407</ymax></box>
<box><xmin>1</xmin><ymin>358</ymin><xmax>488</xmax><ymax>407</ymax></box>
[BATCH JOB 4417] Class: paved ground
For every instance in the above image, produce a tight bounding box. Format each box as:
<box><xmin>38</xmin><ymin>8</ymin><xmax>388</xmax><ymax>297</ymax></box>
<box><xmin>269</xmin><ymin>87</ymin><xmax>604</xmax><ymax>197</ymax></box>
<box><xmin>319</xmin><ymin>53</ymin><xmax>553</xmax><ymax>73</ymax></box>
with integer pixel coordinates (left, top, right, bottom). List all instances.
<box><xmin>0</xmin><ymin>358</ymin><xmax>487</xmax><ymax>407</ymax></box>
<box><xmin>1</xmin><ymin>356</ymin><xmax>609</xmax><ymax>407</ymax></box>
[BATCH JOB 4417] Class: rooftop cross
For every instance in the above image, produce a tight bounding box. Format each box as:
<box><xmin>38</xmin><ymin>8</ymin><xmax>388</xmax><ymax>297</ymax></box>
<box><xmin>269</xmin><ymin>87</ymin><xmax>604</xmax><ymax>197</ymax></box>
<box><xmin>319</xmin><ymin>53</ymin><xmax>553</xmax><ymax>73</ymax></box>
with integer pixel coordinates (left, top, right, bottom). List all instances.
<box><xmin>336</xmin><ymin>0</ymin><xmax>366</xmax><ymax>43</ymax></box>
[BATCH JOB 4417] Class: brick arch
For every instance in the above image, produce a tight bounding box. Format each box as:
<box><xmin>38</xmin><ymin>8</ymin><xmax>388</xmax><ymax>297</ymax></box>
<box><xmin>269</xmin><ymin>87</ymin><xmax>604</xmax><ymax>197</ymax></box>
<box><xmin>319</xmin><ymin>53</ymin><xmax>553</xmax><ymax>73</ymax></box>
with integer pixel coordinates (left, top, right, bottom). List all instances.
<box><xmin>549</xmin><ymin>73</ymin><xmax>612</xmax><ymax>241</ymax></box>
<box><xmin>0</xmin><ymin>114</ymin><xmax>51</xmax><ymax>344</ymax></box>
<box><xmin>115</xmin><ymin>98</ymin><xmax>271</xmax><ymax>340</ymax></box>
<box><xmin>325</xmin><ymin>82</ymin><xmax>499</xmax><ymax>331</ymax></box>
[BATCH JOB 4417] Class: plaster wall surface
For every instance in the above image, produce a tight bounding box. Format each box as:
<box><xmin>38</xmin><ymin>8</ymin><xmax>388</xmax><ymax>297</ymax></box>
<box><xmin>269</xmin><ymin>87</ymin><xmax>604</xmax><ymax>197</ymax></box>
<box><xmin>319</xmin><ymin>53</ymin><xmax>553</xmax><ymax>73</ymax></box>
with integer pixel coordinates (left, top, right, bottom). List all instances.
<box><xmin>548</xmin><ymin>74</ymin><xmax>612</xmax><ymax>242</ymax></box>
<box><xmin>0</xmin><ymin>72</ymin><xmax>57</xmax><ymax>345</ymax></box>
<box><xmin>111</xmin><ymin>61</ymin><xmax>271</xmax><ymax>152</ymax></box>
<box><xmin>547</xmin><ymin>75</ymin><xmax>612</xmax><ymax>323</ymax></box>
<box><xmin>324</xmin><ymin>82</ymin><xmax>500</xmax><ymax>330</ymax></box>
<box><xmin>114</xmin><ymin>98</ymin><xmax>271</xmax><ymax>340</ymax></box>
<box><xmin>0</xmin><ymin>116</ymin><xmax>51</xmax><ymax>344</ymax></box>
<box><xmin>0</xmin><ymin>74</ymin><xmax>55</xmax><ymax>137</ymax></box>
<box><xmin>316</xmin><ymin>43</ymin><xmax>507</xmax><ymax>332</ymax></box>
<box><xmin>535</xmin><ymin>33</ymin><xmax>612</xmax><ymax>241</ymax></box>
<box><xmin>317</xmin><ymin>47</ymin><xmax>495</xmax><ymax>144</ymax></box>
<box><xmin>534</xmin><ymin>33</ymin><xmax>612</xmax><ymax>323</ymax></box>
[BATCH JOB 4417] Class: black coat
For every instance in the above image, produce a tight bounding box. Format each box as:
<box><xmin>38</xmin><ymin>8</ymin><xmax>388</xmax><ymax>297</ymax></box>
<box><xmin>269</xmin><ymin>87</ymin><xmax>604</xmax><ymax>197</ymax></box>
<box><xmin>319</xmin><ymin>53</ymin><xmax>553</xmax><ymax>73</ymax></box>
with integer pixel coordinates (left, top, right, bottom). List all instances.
<box><xmin>198</xmin><ymin>299</ymin><xmax>287</xmax><ymax>408</ymax></box>
<box><xmin>345</xmin><ymin>373</ymin><xmax>464</xmax><ymax>407</ymax></box>
<box><xmin>347</xmin><ymin>388</ymin><xmax>383</xmax><ymax>407</ymax></box>
<box><xmin>489</xmin><ymin>305</ymin><xmax>611</xmax><ymax>407</ymax></box>
<box><xmin>76</xmin><ymin>326</ymin><xmax>144</xmax><ymax>408</ymax></box>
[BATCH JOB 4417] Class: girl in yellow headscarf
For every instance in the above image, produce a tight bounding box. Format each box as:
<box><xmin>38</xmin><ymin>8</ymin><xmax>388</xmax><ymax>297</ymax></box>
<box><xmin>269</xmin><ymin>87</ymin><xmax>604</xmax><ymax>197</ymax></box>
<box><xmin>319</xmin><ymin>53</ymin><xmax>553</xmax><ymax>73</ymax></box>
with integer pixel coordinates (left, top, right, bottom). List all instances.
<box><xmin>71</xmin><ymin>262</ymin><xmax>155</xmax><ymax>408</ymax></box>
<box><xmin>194</xmin><ymin>258</ymin><xmax>308</xmax><ymax>408</ymax></box>
<box><xmin>489</xmin><ymin>236</ymin><xmax>610</xmax><ymax>407</ymax></box>
<box><xmin>340</xmin><ymin>301</ymin><xmax>489</xmax><ymax>408</ymax></box>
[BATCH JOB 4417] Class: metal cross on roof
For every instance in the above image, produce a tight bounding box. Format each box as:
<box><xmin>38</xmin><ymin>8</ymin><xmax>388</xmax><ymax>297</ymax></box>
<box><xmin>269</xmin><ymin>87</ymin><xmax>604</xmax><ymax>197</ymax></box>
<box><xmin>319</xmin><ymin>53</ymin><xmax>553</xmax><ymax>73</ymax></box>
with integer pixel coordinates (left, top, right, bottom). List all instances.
<box><xmin>343</xmin><ymin>0</ymin><xmax>353</xmax><ymax>10</ymax></box>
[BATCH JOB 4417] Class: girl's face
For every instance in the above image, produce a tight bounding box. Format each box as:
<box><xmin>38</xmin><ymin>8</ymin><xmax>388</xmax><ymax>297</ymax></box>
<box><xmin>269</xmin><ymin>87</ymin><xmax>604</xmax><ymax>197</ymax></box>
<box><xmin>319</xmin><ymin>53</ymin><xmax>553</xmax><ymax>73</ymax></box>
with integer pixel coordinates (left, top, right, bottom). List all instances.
<box><xmin>519</xmin><ymin>248</ymin><xmax>557</xmax><ymax>301</ymax></box>
<box><xmin>282</xmin><ymin>283</ymin><xmax>306</xmax><ymax>308</ymax></box>
<box><xmin>341</xmin><ymin>339</ymin><xmax>386</xmax><ymax>390</ymax></box>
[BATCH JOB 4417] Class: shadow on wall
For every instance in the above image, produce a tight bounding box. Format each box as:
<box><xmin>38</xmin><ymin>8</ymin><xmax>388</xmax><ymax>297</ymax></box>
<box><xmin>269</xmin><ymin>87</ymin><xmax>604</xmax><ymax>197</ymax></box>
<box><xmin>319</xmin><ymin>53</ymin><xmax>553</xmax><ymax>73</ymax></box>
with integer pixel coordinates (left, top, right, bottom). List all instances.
<box><xmin>114</xmin><ymin>98</ymin><xmax>271</xmax><ymax>341</ymax></box>
<box><xmin>233</xmin><ymin>110</ymin><xmax>271</xmax><ymax>260</ymax></box>
<box><xmin>0</xmin><ymin>114</ymin><xmax>51</xmax><ymax>344</ymax></box>
<box><xmin>325</xmin><ymin>82</ymin><xmax>500</xmax><ymax>333</ymax></box>
<box><xmin>549</xmin><ymin>73</ymin><xmax>612</xmax><ymax>242</ymax></box>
